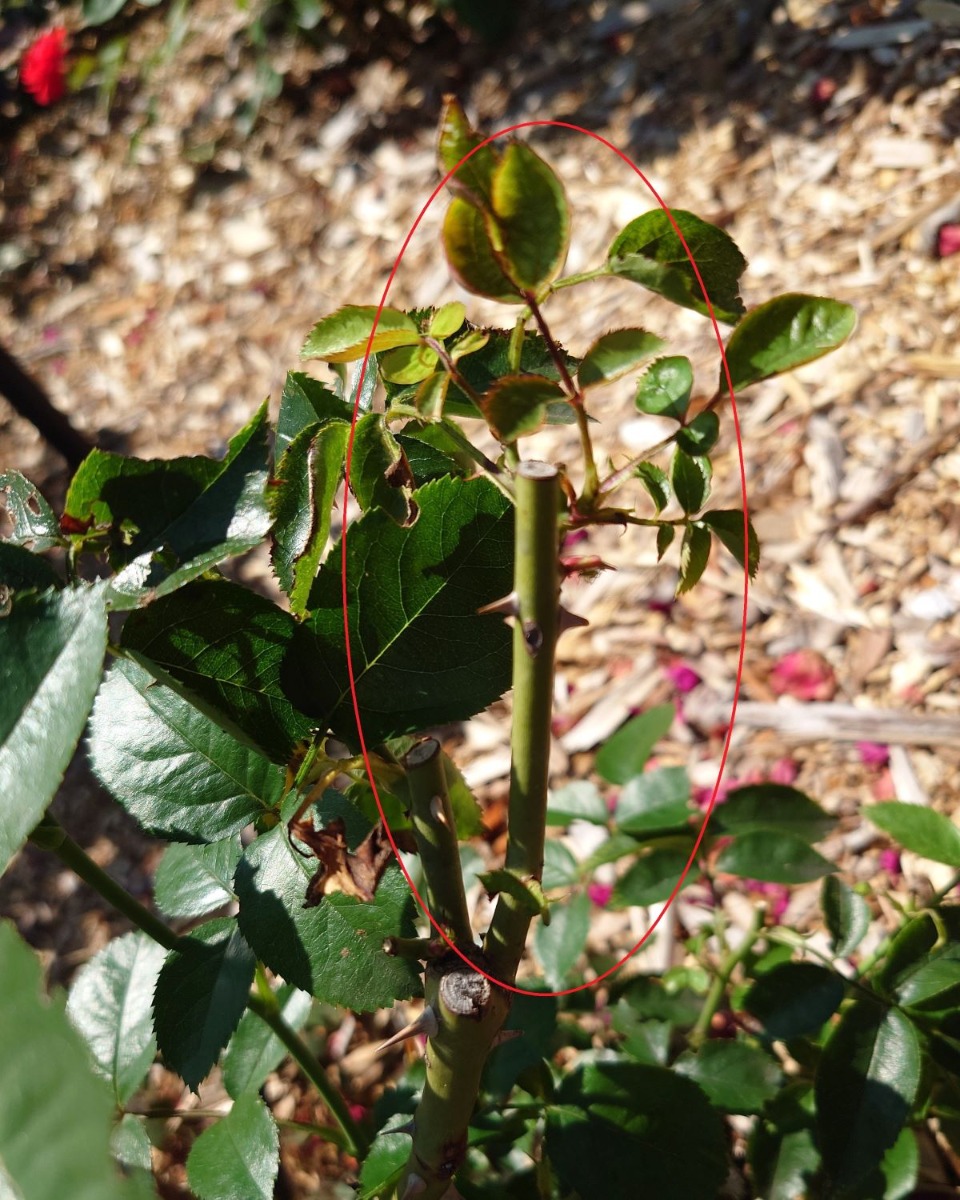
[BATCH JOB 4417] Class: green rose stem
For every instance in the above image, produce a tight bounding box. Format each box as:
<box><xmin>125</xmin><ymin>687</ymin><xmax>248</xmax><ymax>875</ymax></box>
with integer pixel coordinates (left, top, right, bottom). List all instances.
<box><xmin>394</xmin><ymin>461</ymin><xmax>561</xmax><ymax>1200</ymax></box>
<box><xmin>484</xmin><ymin>460</ymin><xmax>561</xmax><ymax>982</ymax></box>
<box><xmin>404</xmin><ymin>737</ymin><xmax>475</xmax><ymax>948</ymax></box>
<box><xmin>27</xmin><ymin>814</ymin><xmax>369</xmax><ymax>1158</ymax></box>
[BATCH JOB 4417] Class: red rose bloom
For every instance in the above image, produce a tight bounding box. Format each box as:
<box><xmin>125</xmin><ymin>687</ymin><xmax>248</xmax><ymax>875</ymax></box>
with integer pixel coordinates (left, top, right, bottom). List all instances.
<box><xmin>20</xmin><ymin>27</ymin><xmax>68</xmax><ymax>107</ymax></box>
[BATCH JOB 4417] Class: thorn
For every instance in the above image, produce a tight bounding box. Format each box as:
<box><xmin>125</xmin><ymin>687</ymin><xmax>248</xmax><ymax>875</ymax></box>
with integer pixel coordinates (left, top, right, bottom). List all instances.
<box><xmin>400</xmin><ymin>1174</ymin><xmax>427</xmax><ymax>1199</ymax></box>
<box><xmin>394</xmin><ymin>1119</ymin><xmax>416</xmax><ymax>1137</ymax></box>
<box><xmin>375</xmin><ymin>1006</ymin><xmax>439</xmax><ymax>1056</ymax></box>
<box><xmin>559</xmin><ymin>554</ymin><xmax>614</xmax><ymax>578</ymax></box>
<box><xmin>477</xmin><ymin>590</ymin><xmax>519</xmax><ymax>618</ymax></box>
<box><xmin>429</xmin><ymin>794</ymin><xmax>449</xmax><ymax>827</ymax></box>
<box><xmin>557</xmin><ymin>605</ymin><xmax>589</xmax><ymax>635</ymax></box>
<box><xmin>491</xmin><ymin>1028</ymin><xmax>523</xmax><ymax>1048</ymax></box>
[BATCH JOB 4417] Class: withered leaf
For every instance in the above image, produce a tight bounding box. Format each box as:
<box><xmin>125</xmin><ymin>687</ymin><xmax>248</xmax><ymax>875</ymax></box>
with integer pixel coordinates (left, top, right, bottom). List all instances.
<box><xmin>292</xmin><ymin>816</ymin><xmax>395</xmax><ymax>906</ymax></box>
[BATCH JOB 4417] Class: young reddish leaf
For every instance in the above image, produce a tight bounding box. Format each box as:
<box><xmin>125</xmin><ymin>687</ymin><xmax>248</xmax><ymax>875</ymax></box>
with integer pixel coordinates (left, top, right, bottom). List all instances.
<box><xmin>577</xmin><ymin>328</ymin><xmax>666</xmax><ymax>389</ymax></box>
<box><xmin>301</xmin><ymin>305</ymin><xmax>420</xmax><ymax>362</ymax></box>
<box><xmin>608</xmin><ymin>208</ymin><xmax>747</xmax><ymax>324</ymax></box>
<box><xmin>480</xmin><ymin>374</ymin><xmax>566</xmax><ymax>443</ymax></box>
<box><xmin>636</xmin><ymin>356</ymin><xmax>694</xmax><ymax>421</ymax></box>
<box><xmin>488</xmin><ymin>141</ymin><xmax>571</xmax><ymax>293</ymax></box>
<box><xmin>677</xmin><ymin>522</ymin><xmax>711</xmax><ymax>594</ymax></box>
<box><xmin>721</xmin><ymin>294</ymin><xmax>857</xmax><ymax>393</ymax></box>
<box><xmin>635</xmin><ymin>461</ymin><xmax>670</xmax><ymax>515</ymax></box>
<box><xmin>442</xmin><ymin>197</ymin><xmax>524</xmax><ymax>303</ymax></box>
<box><xmin>437</xmin><ymin>96</ymin><xmax>498</xmax><ymax>208</ymax></box>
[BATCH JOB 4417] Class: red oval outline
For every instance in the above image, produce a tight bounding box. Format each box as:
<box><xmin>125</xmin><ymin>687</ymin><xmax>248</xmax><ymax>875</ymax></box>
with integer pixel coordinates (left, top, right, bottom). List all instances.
<box><xmin>339</xmin><ymin>120</ymin><xmax>749</xmax><ymax>998</ymax></box>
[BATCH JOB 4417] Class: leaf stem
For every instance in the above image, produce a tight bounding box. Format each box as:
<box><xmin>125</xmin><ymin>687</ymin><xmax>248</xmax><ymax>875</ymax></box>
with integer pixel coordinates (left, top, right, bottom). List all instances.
<box><xmin>30</xmin><ymin>815</ymin><xmax>368</xmax><ymax>1159</ymax></box>
<box><xmin>29</xmin><ymin>816</ymin><xmax>186</xmax><ymax>953</ymax></box>
<box><xmin>245</xmin><ymin>992</ymin><xmax>369</xmax><ymax>1158</ymax></box>
<box><xmin>689</xmin><ymin>904</ymin><xmax>764</xmax><ymax>1048</ymax></box>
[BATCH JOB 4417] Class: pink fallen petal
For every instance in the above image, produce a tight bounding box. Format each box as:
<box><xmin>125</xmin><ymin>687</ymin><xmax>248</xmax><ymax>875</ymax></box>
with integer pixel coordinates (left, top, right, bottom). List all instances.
<box><xmin>588</xmin><ymin>882</ymin><xmax>613</xmax><ymax>908</ymax></box>
<box><xmin>872</xmin><ymin>770</ymin><xmax>897</xmax><ymax>801</ymax></box>
<box><xmin>938</xmin><ymin>223</ymin><xmax>960</xmax><ymax>259</ymax></box>
<box><xmin>769</xmin><ymin>758</ymin><xmax>799</xmax><ymax>785</ymax></box>
<box><xmin>857</xmin><ymin>741</ymin><xmax>890</xmax><ymax>768</ymax></box>
<box><xmin>879</xmin><ymin>848</ymin><xmax>902</xmax><ymax>878</ymax></box>
<box><xmin>769</xmin><ymin>649</ymin><xmax>837</xmax><ymax>701</ymax></box>
<box><xmin>664</xmin><ymin>662</ymin><xmax>701</xmax><ymax>693</ymax></box>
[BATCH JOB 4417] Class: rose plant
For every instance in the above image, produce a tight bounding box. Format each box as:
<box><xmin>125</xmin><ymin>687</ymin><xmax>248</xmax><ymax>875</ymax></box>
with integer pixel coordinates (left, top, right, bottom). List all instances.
<box><xmin>3</xmin><ymin>101</ymin><xmax>957</xmax><ymax>1200</ymax></box>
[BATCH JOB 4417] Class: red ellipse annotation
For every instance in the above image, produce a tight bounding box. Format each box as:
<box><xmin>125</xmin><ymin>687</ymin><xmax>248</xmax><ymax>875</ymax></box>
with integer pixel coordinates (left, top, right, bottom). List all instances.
<box><xmin>340</xmin><ymin>119</ymin><xmax>750</xmax><ymax>999</ymax></box>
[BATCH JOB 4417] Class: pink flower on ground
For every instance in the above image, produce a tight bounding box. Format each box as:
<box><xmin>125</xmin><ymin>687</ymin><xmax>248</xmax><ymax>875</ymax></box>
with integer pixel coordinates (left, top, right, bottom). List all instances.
<box><xmin>20</xmin><ymin>27</ymin><xmax>67</xmax><ymax>106</ymax></box>
<box><xmin>587</xmin><ymin>881</ymin><xmax>613</xmax><ymax>908</ymax></box>
<box><xmin>872</xmin><ymin>770</ymin><xmax>897</xmax><ymax>801</ymax></box>
<box><xmin>938</xmin><ymin>224</ymin><xmax>960</xmax><ymax>259</ymax></box>
<box><xmin>769</xmin><ymin>649</ymin><xmax>837</xmax><ymax>701</ymax></box>
<box><xmin>879</xmin><ymin>848</ymin><xmax>902</xmax><ymax>879</ymax></box>
<box><xmin>664</xmin><ymin>661</ymin><xmax>701</xmax><ymax>694</ymax></box>
<box><xmin>769</xmin><ymin>757</ymin><xmax>799</xmax><ymax>785</ymax></box>
<box><xmin>857</xmin><ymin>741</ymin><xmax>890</xmax><ymax>768</ymax></box>
<box><xmin>348</xmin><ymin>1103</ymin><xmax>368</xmax><ymax>1123</ymax></box>
<box><xmin>693</xmin><ymin>780</ymin><xmax>731</xmax><ymax>810</ymax></box>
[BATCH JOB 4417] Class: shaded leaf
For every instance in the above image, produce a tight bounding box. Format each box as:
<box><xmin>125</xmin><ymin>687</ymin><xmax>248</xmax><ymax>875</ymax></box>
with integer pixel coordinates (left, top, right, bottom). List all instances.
<box><xmin>749</xmin><ymin>1125</ymin><xmax>821</xmax><ymax>1200</ymax></box>
<box><xmin>443</xmin><ymin>197</ymin><xmax>523</xmax><ymax>304</ymax></box>
<box><xmin>609</xmin><ymin>209</ymin><xmax>747</xmax><ymax>324</ymax></box>
<box><xmin>635</xmin><ymin>461</ymin><xmax>670</xmax><ymax>515</ymax></box>
<box><xmin>349</xmin><ymin>412</ymin><xmax>415</xmax><ymax>524</ymax></box>
<box><xmin>612</xmin><ymin>1002</ymin><xmax>671</xmax><ymax>1065</ymax></box>
<box><xmin>154</xmin><ymin>918</ymin><xmax>256</xmax><ymax>1091</ymax></box>
<box><xmin>714</xmin><ymin>784</ymin><xmax>835</xmax><ymax>843</ymax></box>
<box><xmin>700</xmin><ymin>509</ymin><xmax>759</xmax><ymax>577</ymax></box>
<box><xmin>234</xmin><ymin>799</ymin><xmax>420</xmax><ymax>1009</ymax></box>
<box><xmin>866</xmin><ymin>801</ymin><xmax>960</xmax><ymax>867</ymax></box>
<box><xmin>155</xmin><ymin>839</ymin><xmax>242</xmax><ymax>918</ymax></box>
<box><xmin>745</xmin><ymin>962</ymin><xmax>845</xmax><ymax>1041</ymax></box>
<box><xmin>186</xmin><ymin>1093</ymin><xmax>278</xmax><ymax>1200</ymax></box>
<box><xmin>270</xmin><ymin>419</ymin><xmax>350</xmax><ymax>615</ymax></box>
<box><xmin>440</xmin><ymin>328</ymin><xmax>577</xmax><ymax>421</ymax></box>
<box><xmin>578</xmin><ymin>328</ymin><xmax>666</xmax><ymax>389</ymax></box>
<box><xmin>609</xmin><ymin>844</ymin><xmax>693</xmax><ymax>908</ymax></box>
<box><xmin>656</xmin><ymin>522</ymin><xmax>675</xmax><ymax>561</ymax></box>
<box><xmin>66</xmin><ymin>932</ymin><xmax>166</xmax><ymax>1105</ymax></box>
<box><xmin>294</xmin><ymin>475</ymin><xmax>514</xmax><ymax>747</ymax></box>
<box><xmin>0</xmin><ymin>470</ymin><xmax>62</xmax><ymax>550</ymax></box>
<box><xmin>485</xmin><ymin>984</ymin><xmax>558</xmax><ymax>1097</ymax></box>
<box><xmin>615</xmin><ymin>767</ymin><xmax>692</xmax><ymax>835</ymax></box>
<box><xmin>671</xmin><ymin>448</ymin><xmax>711</xmax><ymax>514</ymax></box>
<box><xmin>676</xmin><ymin>410</ymin><xmax>720</xmax><ymax>455</ymax></box>
<box><xmin>0</xmin><ymin>922</ymin><xmax>136</xmax><ymax>1200</ymax></box>
<box><xmin>546</xmin><ymin>780</ymin><xmax>608</xmax><ymax>826</ymax></box>
<box><xmin>547</xmin><ymin>1060</ymin><xmax>728</xmax><ymax>1200</ymax></box>
<box><xmin>716</xmin><ymin>831</ymin><xmax>833</xmax><ymax>884</ymax></box>
<box><xmin>121</xmin><ymin>578</ymin><xmax>314</xmax><ymax>764</ymax></box>
<box><xmin>89</xmin><ymin>657</ymin><xmax>284</xmax><ymax>839</ymax></box>
<box><xmin>635</xmin><ymin>356</ymin><xmax>694</xmax><ymax>421</ymax></box>
<box><xmin>677</xmin><ymin>522</ymin><xmax>712</xmax><ymax>594</ymax></box>
<box><xmin>301</xmin><ymin>305</ymin><xmax>420</xmax><ymax>362</ymax></box>
<box><xmin>0</xmin><ymin>542</ymin><xmax>61</xmax><ymax>592</ymax></box>
<box><xmin>722</xmin><ymin>294</ymin><xmax>857</xmax><ymax>393</ymax></box>
<box><xmin>0</xmin><ymin>584</ymin><xmax>107</xmax><ymax>876</ymax></box>
<box><xmin>534</xmin><ymin>890</ymin><xmax>589</xmax><ymax>989</ymax></box>
<box><xmin>822</xmin><ymin>876</ymin><xmax>871</xmax><ymax>958</ymax></box>
<box><xmin>275</xmin><ymin>371</ymin><xmax>352</xmax><ymax>462</ymax></box>
<box><xmin>596</xmin><ymin>705</ymin><xmax>674</xmax><ymax>785</ymax></box>
<box><xmin>815</xmin><ymin>1000</ymin><xmax>920</xmax><ymax>1194</ymax></box>
<box><xmin>674</xmin><ymin>1040</ymin><xmax>783</xmax><ymax>1113</ymax></box>
<box><xmin>358</xmin><ymin>1122</ymin><xmax>410</xmax><ymax>1200</ymax></box>
<box><xmin>222</xmin><ymin>985</ymin><xmax>313</xmax><ymax>1099</ymax></box>
<box><xmin>480</xmin><ymin>373</ymin><xmax>565</xmax><ymax>442</ymax></box>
